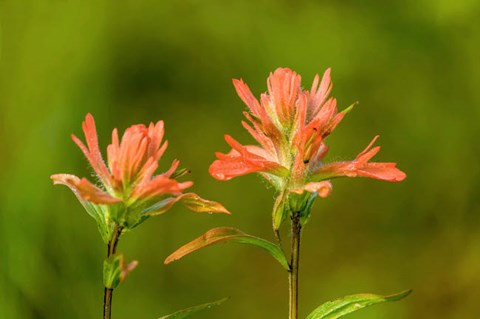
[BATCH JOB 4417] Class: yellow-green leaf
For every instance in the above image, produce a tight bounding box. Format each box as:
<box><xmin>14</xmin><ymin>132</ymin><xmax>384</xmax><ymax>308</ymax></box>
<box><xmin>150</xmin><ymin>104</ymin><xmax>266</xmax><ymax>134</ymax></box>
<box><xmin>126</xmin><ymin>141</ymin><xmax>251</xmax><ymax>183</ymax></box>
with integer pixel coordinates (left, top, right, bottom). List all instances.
<box><xmin>272</xmin><ymin>191</ymin><xmax>289</xmax><ymax>231</ymax></box>
<box><xmin>103</xmin><ymin>254</ymin><xmax>137</xmax><ymax>289</ymax></box>
<box><xmin>164</xmin><ymin>227</ymin><xmax>289</xmax><ymax>270</ymax></box>
<box><xmin>158</xmin><ymin>298</ymin><xmax>227</xmax><ymax>319</ymax></box>
<box><xmin>103</xmin><ymin>254</ymin><xmax>123</xmax><ymax>289</ymax></box>
<box><xmin>305</xmin><ymin>290</ymin><xmax>411</xmax><ymax>319</ymax></box>
<box><xmin>180</xmin><ymin>193</ymin><xmax>230</xmax><ymax>214</ymax></box>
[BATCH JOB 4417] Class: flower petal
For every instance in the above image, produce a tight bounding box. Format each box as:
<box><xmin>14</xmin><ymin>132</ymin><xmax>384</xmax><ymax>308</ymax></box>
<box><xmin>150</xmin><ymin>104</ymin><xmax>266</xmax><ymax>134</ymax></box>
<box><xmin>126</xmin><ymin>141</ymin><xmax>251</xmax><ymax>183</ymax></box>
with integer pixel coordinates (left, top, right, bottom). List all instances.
<box><xmin>310</xmin><ymin>68</ymin><xmax>333</xmax><ymax>116</ymax></box>
<box><xmin>356</xmin><ymin>135</ymin><xmax>380</xmax><ymax>163</ymax></box>
<box><xmin>313</xmin><ymin>137</ymin><xmax>406</xmax><ymax>182</ymax></box>
<box><xmin>71</xmin><ymin>114</ymin><xmax>112</xmax><ymax>189</ymax></box>
<box><xmin>209</xmin><ymin>138</ymin><xmax>288</xmax><ymax>181</ymax></box>
<box><xmin>356</xmin><ymin>163</ymin><xmax>407</xmax><ymax>182</ymax></box>
<box><xmin>51</xmin><ymin>174</ymin><xmax>121</xmax><ymax>204</ymax></box>
<box><xmin>241</xmin><ymin>118</ymin><xmax>277</xmax><ymax>156</ymax></box>
<box><xmin>146</xmin><ymin>120</ymin><xmax>165</xmax><ymax>160</ymax></box>
<box><xmin>267</xmin><ymin>67</ymin><xmax>302</xmax><ymax>124</ymax></box>
<box><xmin>131</xmin><ymin>175</ymin><xmax>193</xmax><ymax>202</ymax></box>
<box><xmin>290</xmin><ymin>181</ymin><xmax>333</xmax><ymax>198</ymax></box>
<box><xmin>209</xmin><ymin>155</ymin><xmax>266</xmax><ymax>181</ymax></box>
<box><xmin>233</xmin><ymin>79</ymin><xmax>261</xmax><ymax>116</ymax></box>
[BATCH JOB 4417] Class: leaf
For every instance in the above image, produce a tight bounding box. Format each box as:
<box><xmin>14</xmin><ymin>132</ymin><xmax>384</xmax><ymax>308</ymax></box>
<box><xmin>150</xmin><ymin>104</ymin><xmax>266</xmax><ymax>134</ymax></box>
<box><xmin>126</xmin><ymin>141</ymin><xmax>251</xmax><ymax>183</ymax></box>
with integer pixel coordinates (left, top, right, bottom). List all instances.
<box><xmin>128</xmin><ymin>193</ymin><xmax>230</xmax><ymax>228</ymax></box>
<box><xmin>103</xmin><ymin>254</ymin><xmax>123</xmax><ymax>289</ymax></box>
<box><xmin>140</xmin><ymin>197</ymin><xmax>178</xmax><ymax>217</ymax></box>
<box><xmin>272</xmin><ymin>191</ymin><xmax>289</xmax><ymax>231</ymax></box>
<box><xmin>164</xmin><ymin>227</ymin><xmax>290</xmax><ymax>270</ymax></box>
<box><xmin>305</xmin><ymin>289</ymin><xmax>412</xmax><ymax>319</ymax></box>
<box><xmin>50</xmin><ymin>173</ymin><xmax>113</xmax><ymax>243</ymax></box>
<box><xmin>299</xmin><ymin>192</ymin><xmax>318</xmax><ymax>226</ymax></box>
<box><xmin>179</xmin><ymin>193</ymin><xmax>230</xmax><ymax>214</ymax></box>
<box><xmin>141</xmin><ymin>193</ymin><xmax>230</xmax><ymax>218</ymax></box>
<box><xmin>103</xmin><ymin>254</ymin><xmax>138</xmax><ymax>289</ymax></box>
<box><xmin>158</xmin><ymin>298</ymin><xmax>227</xmax><ymax>319</ymax></box>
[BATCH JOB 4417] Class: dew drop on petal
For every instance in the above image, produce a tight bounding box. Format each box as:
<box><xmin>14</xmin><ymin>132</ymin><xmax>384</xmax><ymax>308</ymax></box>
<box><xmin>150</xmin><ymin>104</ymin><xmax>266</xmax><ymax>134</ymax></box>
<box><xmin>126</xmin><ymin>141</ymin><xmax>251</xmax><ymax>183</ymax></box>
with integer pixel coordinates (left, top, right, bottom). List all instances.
<box><xmin>214</xmin><ymin>173</ymin><xmax>225</xmax><ymax>179</ymax></box>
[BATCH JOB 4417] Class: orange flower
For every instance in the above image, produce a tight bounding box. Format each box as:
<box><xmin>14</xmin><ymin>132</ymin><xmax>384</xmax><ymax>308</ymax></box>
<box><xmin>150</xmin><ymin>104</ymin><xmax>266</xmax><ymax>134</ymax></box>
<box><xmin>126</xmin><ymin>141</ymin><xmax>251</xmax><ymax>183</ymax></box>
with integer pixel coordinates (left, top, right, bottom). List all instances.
<box><xmin>52</xmin><ymin>114</ymin><xmax>228</xmax><ymax>239</ymax></box>
<box><xmin>209</xmin><ymin>68</ymin><xmax>405</xmax><ymax>227</ymax></box>
<box><xmin>210</xmin><ymin>68</ymin><xmax>405</xmax><ymax>186</ymax></box>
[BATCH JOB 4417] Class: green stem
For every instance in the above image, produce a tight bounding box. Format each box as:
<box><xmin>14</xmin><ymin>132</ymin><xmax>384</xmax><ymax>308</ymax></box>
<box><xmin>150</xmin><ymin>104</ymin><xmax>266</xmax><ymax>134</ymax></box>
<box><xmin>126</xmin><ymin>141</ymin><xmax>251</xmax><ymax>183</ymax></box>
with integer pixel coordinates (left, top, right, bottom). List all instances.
<box><xmin>289</xmin><ymin>211</ymin><xmax>301</xmax><ymax>319</ymax></box>
<box><xmin>103</xmin><ymin>225</ymin><xmax>123</xmax><ymax>319</ymax></box>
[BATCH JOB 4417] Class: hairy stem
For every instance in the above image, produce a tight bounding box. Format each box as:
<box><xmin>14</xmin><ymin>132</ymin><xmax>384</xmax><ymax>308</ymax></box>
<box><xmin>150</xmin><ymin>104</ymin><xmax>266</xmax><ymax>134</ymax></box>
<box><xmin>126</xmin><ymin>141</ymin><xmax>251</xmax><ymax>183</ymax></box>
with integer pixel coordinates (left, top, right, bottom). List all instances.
<box><xmin>289</xmin><ymin>211</ymin><xmax>301</xmax><ymax>319</ymax></box>
<box><xmin>103</xmin><ymin>225</ymin><xmax>122</xmax><ymax>319</ymax></box>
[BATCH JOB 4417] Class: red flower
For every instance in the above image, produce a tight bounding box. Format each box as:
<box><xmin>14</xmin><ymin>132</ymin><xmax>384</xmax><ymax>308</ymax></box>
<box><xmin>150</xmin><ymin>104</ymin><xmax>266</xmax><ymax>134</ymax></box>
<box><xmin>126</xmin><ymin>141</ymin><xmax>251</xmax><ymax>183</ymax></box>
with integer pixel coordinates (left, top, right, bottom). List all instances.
<box><xmin>210</xmin><ymin>68</ymin><xmax>406</xmax><ymax>190</ymax></box>
<box><xmin>52</xmin><ymin>114</ymin><xmax>229</xmax><ymax>237</ymax></box>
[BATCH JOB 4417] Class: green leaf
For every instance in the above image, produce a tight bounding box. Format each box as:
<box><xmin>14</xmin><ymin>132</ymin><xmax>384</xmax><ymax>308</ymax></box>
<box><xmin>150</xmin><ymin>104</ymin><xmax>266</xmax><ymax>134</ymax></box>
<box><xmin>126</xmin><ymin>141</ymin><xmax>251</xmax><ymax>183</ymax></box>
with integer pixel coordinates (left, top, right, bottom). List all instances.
<box><xmin>179</xmin><ymin>193</ymin><xmax>230</xmax><ymax>214</ymax></box>
<box><xmin>305</xmin><ymin>290</ymin><xmax>412</xmax><ymax>319</ymax></box>
<box><xmin>82</xmin><ymin>201</ymin><xmax>112</xmax><ymax>243</ymax></box>
<box><xmin>158</xmin><ymin>298</ymin><xmax>227</xmax><ymax>319</ymax></box>
<box><xmin>164</xmin><ymin>227</ymin><xmax>290</xmax><ymax>270</ymax></box>
<box><xmin>140</xmin><ymin>193</ymin><xmax>230</xmax><ymax>218</ymax></box>
<box><xmin>299</xmin><ymin>192</ymin><xmax>317</xmax><ymax>226</ymax></box>
<box><xmin>139</xmin><ymin>197</ymin><xmax>178</xmax><ymax>217</ymax></box>
<box><xmin>272</xmin><ymin>191</ymin><xmax>289</xmax><ymax>231</ymax></box>
<box><xmin>103</xmin><ymin>254</ymin><xmax>138</xmax><ymax>289</ymax></box>
<box><xmin>127</xmin><ymin>193</ymin><xmax>230</xmax><ymax>229</ymax></box>
<box><xmin>103</xmin><ymin>254</ymin><xmax>123</xmax><ymax>289</ymax></box>
<box><xmin>50</xmin><ymin>174</ymin><xmax>113</xmax><ymax>243</ymax></box>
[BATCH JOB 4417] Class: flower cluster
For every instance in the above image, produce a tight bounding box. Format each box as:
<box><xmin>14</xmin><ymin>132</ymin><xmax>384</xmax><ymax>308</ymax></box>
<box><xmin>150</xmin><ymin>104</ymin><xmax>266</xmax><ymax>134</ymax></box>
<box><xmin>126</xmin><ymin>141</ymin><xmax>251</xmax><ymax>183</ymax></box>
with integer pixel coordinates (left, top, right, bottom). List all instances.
<box><xmin>209</xmin><ymin>68</ymin><xmax>406</xmax><ymax>228</ymax></box>
<box><xmin>52</xmin><ymin>114</ymin><xmax>229</xmax><ymax>242</ymax></box>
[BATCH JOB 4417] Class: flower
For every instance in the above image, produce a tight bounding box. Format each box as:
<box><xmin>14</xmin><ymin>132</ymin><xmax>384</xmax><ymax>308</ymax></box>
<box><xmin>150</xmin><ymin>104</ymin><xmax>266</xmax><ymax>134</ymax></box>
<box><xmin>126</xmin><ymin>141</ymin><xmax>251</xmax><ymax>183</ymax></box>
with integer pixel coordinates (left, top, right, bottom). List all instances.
<box><xmin>209</xmin><ymin>68</ymin><xmax>406</xmax><ymax>228</ymax></box>
<box><xmin>52</xmin><ymin>114</ymin><xmax>229</xmax><ymax>241</ymax></box>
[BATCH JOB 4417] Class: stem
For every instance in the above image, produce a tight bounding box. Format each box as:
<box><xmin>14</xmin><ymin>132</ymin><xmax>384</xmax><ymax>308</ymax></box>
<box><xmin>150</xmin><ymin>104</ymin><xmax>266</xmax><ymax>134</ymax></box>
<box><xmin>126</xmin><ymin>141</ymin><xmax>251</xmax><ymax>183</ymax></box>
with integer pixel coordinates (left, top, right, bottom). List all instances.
<box><xmin>103</xmin><ymin>289</ymin><xmax>113</xmax><ymax>319</ymax></box>
<box><xmin>289</xmin><ymin>211</ymin><xmax>301</xmax><ymax>319</ymax></box>
<box><xmin>103</xmin><ymin>225</ymin><xmax>123</xmax><ymax>319</ymax></box>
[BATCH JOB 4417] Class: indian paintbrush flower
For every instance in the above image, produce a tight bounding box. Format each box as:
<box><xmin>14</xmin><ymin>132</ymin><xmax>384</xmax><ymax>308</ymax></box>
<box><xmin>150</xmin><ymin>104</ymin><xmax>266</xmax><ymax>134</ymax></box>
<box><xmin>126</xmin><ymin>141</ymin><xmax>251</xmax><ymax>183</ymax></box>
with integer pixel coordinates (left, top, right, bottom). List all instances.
<box><xmin>209</xmin><ymin>68</ymin><xmax>406</xmax><ymax>229</ymax></box>
<box><xmin>51</xmin><ymin>113</ymin><xmax>229</xmax><ymax>243</ymax></box>
<box><xmin>52</xmin><ymin>114</ymin><xmax>230</xmax><ymax>319</ymax></box>
<box><xmin>166</xmin><ymin>68</ymin><xmax>410</xmax><ymax>319</ymax></box>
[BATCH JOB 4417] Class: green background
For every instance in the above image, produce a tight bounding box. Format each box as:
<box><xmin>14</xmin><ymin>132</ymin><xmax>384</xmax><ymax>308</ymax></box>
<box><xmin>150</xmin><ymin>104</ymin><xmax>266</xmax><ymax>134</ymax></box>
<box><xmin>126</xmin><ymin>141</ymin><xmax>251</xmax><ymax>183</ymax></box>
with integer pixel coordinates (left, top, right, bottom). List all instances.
<box><xmin>1</xmin><ymin>1</ymin><xmax>479</xmax><ymax>318</ymax></box>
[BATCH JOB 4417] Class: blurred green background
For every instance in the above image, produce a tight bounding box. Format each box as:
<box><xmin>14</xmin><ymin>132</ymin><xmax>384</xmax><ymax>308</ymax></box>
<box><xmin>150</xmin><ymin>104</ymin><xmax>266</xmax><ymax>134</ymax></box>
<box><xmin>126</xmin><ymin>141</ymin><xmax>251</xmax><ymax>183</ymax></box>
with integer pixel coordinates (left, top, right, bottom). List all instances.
<box><xmin>1</xmin><ymin>0</ymin><xmax>479</xmax><ymax>318</ymax></box>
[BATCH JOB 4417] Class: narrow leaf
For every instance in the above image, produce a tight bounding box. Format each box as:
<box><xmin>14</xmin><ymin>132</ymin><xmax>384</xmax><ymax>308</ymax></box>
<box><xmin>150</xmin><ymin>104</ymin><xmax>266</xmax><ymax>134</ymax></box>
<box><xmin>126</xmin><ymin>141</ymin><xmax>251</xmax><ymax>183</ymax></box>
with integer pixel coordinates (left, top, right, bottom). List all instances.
<box><xmin>164</xmin><ymin>227</ymin><xmax>289</xmax><ymax>270</ymax></box>
<box><xmin>158</xmin><ymin>298</ymin><xmax>227</xmax><ymax>319</ymax></box>
<box><xmin>305</xmin><ymin>289</ymin><xmax>412</xmax><ymax>319</ymax></box>
<box><xmin>180</xmin><ymin>193</ymin><xmax>230</xmax><ymax>214</ymax></box>
<box><xmin>103</xmin><ymin>254</ymin><xmax>138</xmax><ymax>289</ymax></box>
<box><xmin>142</xmin><ymin>193</ymin><xmax>230</xmax><ymax>217</ymax></box>
<box><xmin>272</xmin><ymin>191</ymin><xmax>289</xmax><ymax>231</ymax></box>
<box><xmin>103</xmin><ymin>254</ymin><xmax>123</xmax><ymax>289</ymax></box>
